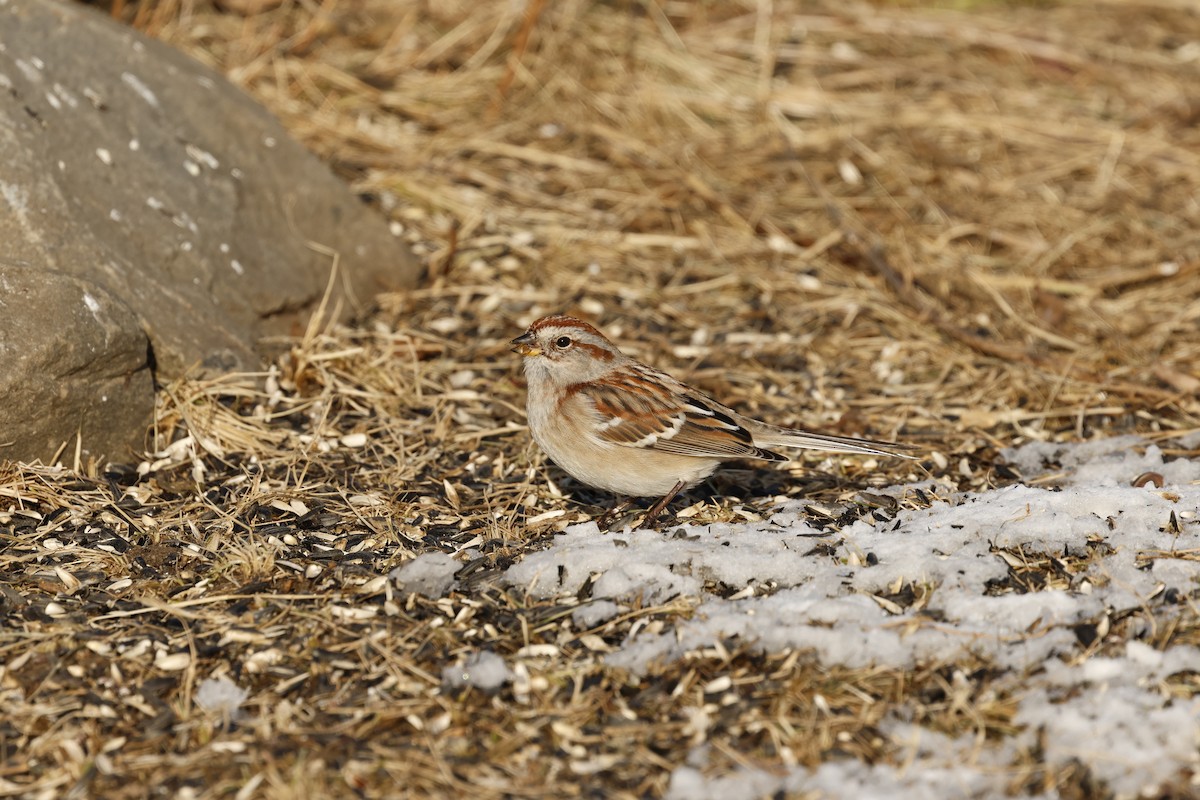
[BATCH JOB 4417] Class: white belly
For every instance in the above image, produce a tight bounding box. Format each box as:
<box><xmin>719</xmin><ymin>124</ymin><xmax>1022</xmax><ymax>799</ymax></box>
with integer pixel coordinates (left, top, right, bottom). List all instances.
<box><xmin>527</xmin><ymin>391</ymin><xmax>720</xmax><ymax>497</ymax></box>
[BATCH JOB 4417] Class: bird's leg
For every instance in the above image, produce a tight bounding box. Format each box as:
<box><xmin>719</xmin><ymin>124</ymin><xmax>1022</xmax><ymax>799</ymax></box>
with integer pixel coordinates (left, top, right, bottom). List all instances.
<box><xmin>640</xmin><ymin>480</ymin><xmax>687</xmax><ymax>529</ymax></box>
<box><xmin>596</xmin><ymin>498</ymin><xmax>634</xmax><ymax>530</ymax></box>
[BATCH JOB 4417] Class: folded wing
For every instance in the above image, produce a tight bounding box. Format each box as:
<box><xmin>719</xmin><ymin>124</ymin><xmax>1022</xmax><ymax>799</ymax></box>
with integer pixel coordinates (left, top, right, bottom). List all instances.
<box><xmin>575</xmin><ymin>371</ymin><xmax>787</xmax><ymax>462</ymax></box>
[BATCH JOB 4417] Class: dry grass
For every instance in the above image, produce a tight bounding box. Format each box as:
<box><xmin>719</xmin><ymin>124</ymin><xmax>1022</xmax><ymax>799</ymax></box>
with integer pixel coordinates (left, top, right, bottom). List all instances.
<box><xmin>4</xmin><ymin>0</ymin><xmax>1200</xmax><ymax>797</ymax></box>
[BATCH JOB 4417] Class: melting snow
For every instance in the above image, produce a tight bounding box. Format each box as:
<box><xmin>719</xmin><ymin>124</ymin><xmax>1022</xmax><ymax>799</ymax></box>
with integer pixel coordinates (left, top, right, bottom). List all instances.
<box><xmin>504</xmin><ymin>437</ymin><xmax>1200</xmax><ymax>797</ymax></box>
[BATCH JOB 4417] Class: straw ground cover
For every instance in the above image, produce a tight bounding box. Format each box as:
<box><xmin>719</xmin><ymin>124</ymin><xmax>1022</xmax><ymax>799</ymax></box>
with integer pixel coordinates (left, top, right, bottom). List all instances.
<box><xmin>3</xmin><ymin>0</ymin><xmax>1199</xmax><ymax>797</ymax></box>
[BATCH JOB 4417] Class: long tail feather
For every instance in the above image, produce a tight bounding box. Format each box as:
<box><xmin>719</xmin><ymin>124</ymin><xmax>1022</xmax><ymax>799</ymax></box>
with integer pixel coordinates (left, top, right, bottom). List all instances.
<box><xmin>753</xmin><ymin>424</ymin><xmax>919</xmax><ymax>459</ymax></box>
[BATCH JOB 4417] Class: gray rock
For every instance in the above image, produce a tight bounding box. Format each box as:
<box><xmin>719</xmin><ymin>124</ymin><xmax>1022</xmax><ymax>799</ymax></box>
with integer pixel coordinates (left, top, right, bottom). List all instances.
<box><xmin>0</xmin><ymin>0</ymin><xmax>420</xmax><ymax>463</ymax></box>
<box><xmin>0</xmin><ymin>265</ymin><xmax>154</xmax><ymax>462</ymax></box>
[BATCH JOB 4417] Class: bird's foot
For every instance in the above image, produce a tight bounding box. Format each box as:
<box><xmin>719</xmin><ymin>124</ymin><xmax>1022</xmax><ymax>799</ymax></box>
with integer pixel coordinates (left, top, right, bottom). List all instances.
<box><xmin>596</xmin><ymin>480</ymin><xmax>688</xmax><ymax>531</ymax></box>
<box><xmin>596</xmin><ymin>499</ymin><xmax>633</xmax><ymax>531</ymax></box>
<box><xmin>638</xmin><ymin>480</ymin><xmax>687</xmax><ymax>530</ymax></box>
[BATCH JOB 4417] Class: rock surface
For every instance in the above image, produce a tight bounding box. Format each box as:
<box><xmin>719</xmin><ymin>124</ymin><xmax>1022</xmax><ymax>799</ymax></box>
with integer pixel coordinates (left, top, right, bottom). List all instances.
<box><xmin>0</xmin><ymin>0</ymin><xmax>420</xmax><ymax>463</ymax></box>
<box><xmin>0</xmin><ymin>267</ymin><xmax>154</xmax><ymax>462</ymax></box>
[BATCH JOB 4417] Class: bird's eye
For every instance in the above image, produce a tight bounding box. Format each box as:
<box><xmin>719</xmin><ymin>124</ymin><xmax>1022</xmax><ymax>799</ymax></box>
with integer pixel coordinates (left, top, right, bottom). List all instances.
<box><xmin>554</xmin><ymin>336</ymin><xmax>572</xmax><ymax>349</ymax></box>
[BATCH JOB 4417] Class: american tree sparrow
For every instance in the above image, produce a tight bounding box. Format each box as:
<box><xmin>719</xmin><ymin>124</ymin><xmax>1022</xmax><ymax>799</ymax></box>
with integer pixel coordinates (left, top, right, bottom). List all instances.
<box><xmin>513</xmin><ymin>315</ymin><xmax>916</xmax><ymax>527</ymax></box>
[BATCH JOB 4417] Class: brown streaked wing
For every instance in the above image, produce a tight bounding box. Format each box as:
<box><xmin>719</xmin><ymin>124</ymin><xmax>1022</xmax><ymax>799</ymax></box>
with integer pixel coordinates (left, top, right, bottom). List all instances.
<box><xmin>655</xmin><ymin>392</ymin><xmax>788</xmax><ymax>461</ymax></box>
<box><xmin>578</xmin><ymin>375</ymin><xmax>786</xmax><ymax>461</ymax></box>
<box><xmin>580</xmin><ymin>374</ymin><xmax>683</xmax><ymax>447</ymax></box>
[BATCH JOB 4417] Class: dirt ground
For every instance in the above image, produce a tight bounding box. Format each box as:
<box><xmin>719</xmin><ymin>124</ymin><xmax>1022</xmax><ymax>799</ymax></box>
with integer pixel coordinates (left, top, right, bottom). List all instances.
<box><xmin>3</xmin><ymin>1</ymin><xmax>1199</xmax><ymax>798</ymax></box>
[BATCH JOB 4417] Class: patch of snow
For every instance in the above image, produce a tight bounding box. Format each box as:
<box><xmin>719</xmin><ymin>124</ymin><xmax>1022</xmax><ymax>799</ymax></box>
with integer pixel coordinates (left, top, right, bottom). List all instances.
<box><xmin>390</xmin><ymin>552</ymin><xmax>460</xmax><ymax>597</ymax></box>
<box><xmin>503</xmin><ymin>437</ymin><xmax>1200</xmax><ymax>797</ymax></box>
<box><xmin>442</xmin><ymin>650</ymin><xmax>511</xmax><ymax>693</ymax></box>
<box><xmin>667</xmin><ymin>759</ymin><xmax>1009</xmax><ymax>800</ymax></box>
<box><xmin>572</xmin><ymin>599</ymin><xmax>625</xmax><ymax>628</ymax></box>
<box><xmin>195</xmin><ymin>675</ymin><xmax>249</xmax><ymax>717</ymax></box>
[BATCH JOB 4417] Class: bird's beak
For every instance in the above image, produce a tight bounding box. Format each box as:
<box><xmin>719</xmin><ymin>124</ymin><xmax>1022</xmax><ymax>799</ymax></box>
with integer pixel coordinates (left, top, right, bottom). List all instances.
<box><xmin>511</xmin><ymin>332</ymin><xmax>540</xmax><ymax>357</ymax></box>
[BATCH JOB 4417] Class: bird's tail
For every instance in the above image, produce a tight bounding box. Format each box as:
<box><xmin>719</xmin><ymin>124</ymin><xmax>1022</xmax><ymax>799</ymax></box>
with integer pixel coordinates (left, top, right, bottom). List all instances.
<box><xmin>752</xmin><ymin>423</ymin><xmax>919</xmax><ymax>459</ymax></box>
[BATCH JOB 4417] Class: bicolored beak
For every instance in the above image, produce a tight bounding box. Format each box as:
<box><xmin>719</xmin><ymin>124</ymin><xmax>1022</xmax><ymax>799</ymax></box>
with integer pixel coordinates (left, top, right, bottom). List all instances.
<box><xmin>511</xmin><ymin>331</ymin><xmax>540</xmax><ymax>357</ymax></box>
